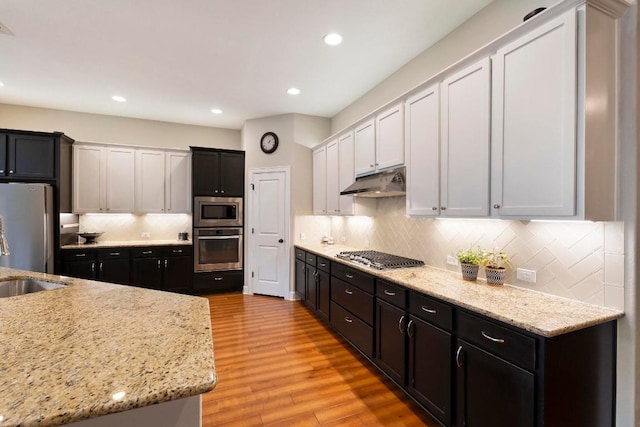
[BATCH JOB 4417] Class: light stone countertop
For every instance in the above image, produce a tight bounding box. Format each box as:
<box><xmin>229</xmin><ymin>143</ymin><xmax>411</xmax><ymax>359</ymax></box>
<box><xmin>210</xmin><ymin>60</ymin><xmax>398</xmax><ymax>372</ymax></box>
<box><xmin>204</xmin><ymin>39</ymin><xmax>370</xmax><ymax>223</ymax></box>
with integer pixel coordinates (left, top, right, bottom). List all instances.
<box><xmin>297</xmin><ymin>243</ymin><xmax>623</xmax><ymax>337</ymax></box>
<box><xmin>0</xmin><ymin>267</ymin><xmax>216</xmax><ymax>427</ymax></box>
<box><xmin>61</xmin><ymin>240</ymin><xmax>192</xmax><ymax>250</ymax></box>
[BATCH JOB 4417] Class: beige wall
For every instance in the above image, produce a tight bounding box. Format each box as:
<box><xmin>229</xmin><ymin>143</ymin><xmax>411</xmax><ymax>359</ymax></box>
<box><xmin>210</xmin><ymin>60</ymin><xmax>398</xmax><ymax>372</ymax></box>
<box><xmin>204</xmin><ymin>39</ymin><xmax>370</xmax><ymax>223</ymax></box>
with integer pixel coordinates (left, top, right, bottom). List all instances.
<box><xmin>0</xmin><ymin>103</ymin><xmax>241</xmax><ymax>150</ymax></box>
<box><xmin>331</xmin><ymin>0</ymin><xmax>556</xmax><ymax>133</ymax></box>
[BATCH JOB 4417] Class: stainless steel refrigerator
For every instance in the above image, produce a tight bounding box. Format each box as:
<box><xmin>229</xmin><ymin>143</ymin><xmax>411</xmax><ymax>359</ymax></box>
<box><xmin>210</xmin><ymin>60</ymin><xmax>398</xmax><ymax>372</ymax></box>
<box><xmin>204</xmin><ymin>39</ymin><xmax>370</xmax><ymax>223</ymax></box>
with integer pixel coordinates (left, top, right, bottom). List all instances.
<box><xmin>0</xmin><ymin>183</ymin><xmax>54</xmax><ymax>273</ymax></box>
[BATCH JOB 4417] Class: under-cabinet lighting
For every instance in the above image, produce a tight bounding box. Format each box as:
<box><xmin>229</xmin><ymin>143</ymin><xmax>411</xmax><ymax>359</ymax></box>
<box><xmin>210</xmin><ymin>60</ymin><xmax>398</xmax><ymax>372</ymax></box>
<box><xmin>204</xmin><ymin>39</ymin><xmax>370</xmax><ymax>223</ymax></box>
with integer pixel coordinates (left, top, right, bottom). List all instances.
<box><xmin>84</xmin><ymin>213</ymin><xmax>134</xmax><ymax>217</ymax></box>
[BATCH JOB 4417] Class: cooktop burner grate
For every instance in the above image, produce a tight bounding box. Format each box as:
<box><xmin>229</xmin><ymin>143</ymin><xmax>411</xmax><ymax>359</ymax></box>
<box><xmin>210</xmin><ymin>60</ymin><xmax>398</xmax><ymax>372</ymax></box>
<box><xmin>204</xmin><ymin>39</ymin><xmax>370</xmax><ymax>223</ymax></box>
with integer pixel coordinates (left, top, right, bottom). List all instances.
<box><xmin>336</xmin><ymin>250</ymin><xmax>424</xmax><ymax>270</ymax></box>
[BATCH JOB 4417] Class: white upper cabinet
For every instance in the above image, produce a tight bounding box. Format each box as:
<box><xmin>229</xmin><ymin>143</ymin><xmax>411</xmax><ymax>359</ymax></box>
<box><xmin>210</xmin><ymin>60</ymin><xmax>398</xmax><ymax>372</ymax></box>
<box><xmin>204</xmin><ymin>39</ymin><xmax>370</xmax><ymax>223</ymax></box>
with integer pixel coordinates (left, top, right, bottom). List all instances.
<box><xmin>440</xmin><ymin>57</ymin><xmax>491</xmax><ymax>217</ymax></box>
<box><xmin>491</xmin><ymin>9</ymin><xmax>577</xmax><ymax>217</ymax></box>
<box><xmin>325</xmin><ymin>139</ymin><xmax>340</xmax><ymax>214</ymax></box>
<box><xmin>376</xmin><ymin>102</ymin><xmax>404</xmax><ymax>171</ymax></box>
<box><xmin>405</xmin><ymin>84</ymin><xmax>440</xmax><ymax>216</ymax></box>
<box><xmin>312</xmin><ymin>146</ymin><xmax>327</xmax><ymax>215</ymax></box>
<box><xmin>165</xmin><ymin>151</ymin><xmax>191</xmax><ymax>213</ymax></box>
<box><xmin>135</xmin><ymin>149</ymin><xmax>191</xmax><ymax>214</ymax></box>
<box><xmin>338</xmin><ymin>131</ymin><xmax>356</xmax><ymax>214</ymax></box>
<box><xmin>354</xmin><ymin>119</ymin><xmax>376</xmax><ymax>177</ymax></box>
<box><xmin>135</xmin><ymin>149</ymin><xmax>165</xmax><ymax>213</ymax></box>
<box><xmin>73</xmin><ymin>144</ymin><xmax>134</xmax><ymax>213</ymax></box>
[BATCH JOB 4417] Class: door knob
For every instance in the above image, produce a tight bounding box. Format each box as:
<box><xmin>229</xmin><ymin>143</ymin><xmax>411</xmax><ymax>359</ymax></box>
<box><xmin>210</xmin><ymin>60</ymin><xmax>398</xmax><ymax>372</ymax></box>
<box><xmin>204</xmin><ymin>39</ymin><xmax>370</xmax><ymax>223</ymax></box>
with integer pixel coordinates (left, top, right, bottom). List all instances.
<box><xmin>278</xmin><ymin>239</ymin><xmax>284</xmax><ymax>243</ymax></box>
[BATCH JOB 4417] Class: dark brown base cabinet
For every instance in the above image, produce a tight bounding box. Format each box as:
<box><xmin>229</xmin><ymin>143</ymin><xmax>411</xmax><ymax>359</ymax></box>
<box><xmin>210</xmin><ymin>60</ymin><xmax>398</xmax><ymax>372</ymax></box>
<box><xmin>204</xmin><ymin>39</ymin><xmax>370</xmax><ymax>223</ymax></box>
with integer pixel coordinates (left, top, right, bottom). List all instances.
<box><xmin>192</xmin><ymin>270</ymin><xmax>243</xmax><ymax>293</ymax></box>
<box><xmin>62</xmin><ymin>248</ymin><xmax>131</xmax><ymax>285</ymax></box>
<box><xmin>292</xmin><ymin>246</ymin><xmax>617</xmax><ymax>427</ymax></box>
<box><xmin>294</xmin><ymin>258</ymin><xmax>306</xmax><ymax>300</ymax></box>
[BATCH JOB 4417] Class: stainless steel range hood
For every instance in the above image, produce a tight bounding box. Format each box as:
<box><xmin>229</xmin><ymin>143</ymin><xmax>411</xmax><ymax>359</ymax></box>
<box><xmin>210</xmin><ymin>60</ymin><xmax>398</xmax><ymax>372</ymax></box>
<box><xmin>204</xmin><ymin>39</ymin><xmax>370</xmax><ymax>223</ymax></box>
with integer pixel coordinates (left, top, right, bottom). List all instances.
<box><xmin>340</xmin><ymin>167</ymin><xmax>406</xmax><ymax>198</ymax></box>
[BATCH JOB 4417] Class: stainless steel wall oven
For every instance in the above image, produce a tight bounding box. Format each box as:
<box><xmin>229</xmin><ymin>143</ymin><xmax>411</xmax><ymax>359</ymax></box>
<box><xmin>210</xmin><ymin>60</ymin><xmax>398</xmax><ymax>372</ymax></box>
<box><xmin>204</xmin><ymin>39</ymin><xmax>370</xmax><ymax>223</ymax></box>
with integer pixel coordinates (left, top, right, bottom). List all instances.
<box><xmin>194</xmin><ymin>227</ymin><xmax>243</xmax><ymax>272</ymax></box>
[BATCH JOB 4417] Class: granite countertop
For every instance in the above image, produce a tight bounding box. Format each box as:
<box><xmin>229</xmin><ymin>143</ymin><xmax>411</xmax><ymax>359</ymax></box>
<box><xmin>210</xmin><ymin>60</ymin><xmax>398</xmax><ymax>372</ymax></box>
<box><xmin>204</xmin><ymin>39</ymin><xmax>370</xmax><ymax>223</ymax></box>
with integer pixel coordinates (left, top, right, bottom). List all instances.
<box><xmin>0</xmin><ymin>267</ymin><xmax>216</xmax><ymax>427</ymax></box>
<box><xmin>297</xmin><ymin>243</ymin><xmax>623</xmax><ymax>337</ymax></box>
<box><xmin>61</xmin><ymin>239</ymin><xmax>192</xmax><ymax>250</ymax></box>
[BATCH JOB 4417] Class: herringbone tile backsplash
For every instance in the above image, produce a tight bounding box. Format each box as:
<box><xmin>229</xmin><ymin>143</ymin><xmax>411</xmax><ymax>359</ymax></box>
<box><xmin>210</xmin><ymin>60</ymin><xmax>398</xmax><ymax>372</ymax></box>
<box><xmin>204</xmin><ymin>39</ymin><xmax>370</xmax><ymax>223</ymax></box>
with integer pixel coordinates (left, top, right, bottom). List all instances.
<box><xmin>295</xmin><ymin>197</ymin><xmax>625</xmax><ymax>310</ymax></box>
<box><xmin>79</xmin><ymin>214</ymin><xmax>192</xmax><ymax>241</ymax></box>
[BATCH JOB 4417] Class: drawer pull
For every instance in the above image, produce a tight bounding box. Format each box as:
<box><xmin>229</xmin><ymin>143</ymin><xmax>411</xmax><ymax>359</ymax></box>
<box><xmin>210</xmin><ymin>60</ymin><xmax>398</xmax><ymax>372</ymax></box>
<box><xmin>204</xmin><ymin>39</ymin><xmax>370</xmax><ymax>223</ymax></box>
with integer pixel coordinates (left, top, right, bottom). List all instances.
<box><xmin>456</xmin><ymin>345</ymin><xmax>463</xmax><ymax>368</ymax></box>
<box><xmin>142</xmin><ymin>251</ymin><xmax>153</xmax><ymax>255</ymax></box>
<box><xmin>344</xmin><ymin>289</ymin><xmax>353</xmax><ymax>295</ymax></box>
<box><xmin>109</xmin><ymin>252</ymin><xmax>120</xmax><ymax>256</ymax></box>
<box><xmin>345</xmin><ymin>273</ymin><xmax>354</xmax><ymax>279</ymax></box>
<box><xmin>384</xmin><ymin>290</ymin><xmax>396</xmax><ymax>296</ymax></box>
<box><xmin>344</xmin><ymin>317</ymin><xmax>353</xmax><ymax>323</ymax></box>
<box><xmin>481</xmin><ymin>331</ymin><xmax>505</xmax><ymax>344</ymax></box>
<box><xmin>214</xmin><ymin>277</ymin><xmax>223</xmax><ymax>281</ymax></box>
<box><xmin>407</xmin><ymin>319</ymin><xmax>414</xmax><ymax>339</ymax></box>
<box><xmin>320</xmin><ymin>263</ymin><xmax>326</xmax><ymax>267</ymax></box>
<box><xmin>398</xmin><ymin>315</ymin><xmax>405</xmax><ymax>334</ymax></box>
<box><xmin>173</xmin><ymin>249</ymin><xmax>183</xmax><ymax>253</ymax></box>
<box><xmin>75</xmin><ymin>254</ymin><xmax>86</xmax><ymax>258</ymax></box>
<box><xmin>421</xmin><ymin>306</ymin><xmax>437</xmax><ymax>314</ymax></box>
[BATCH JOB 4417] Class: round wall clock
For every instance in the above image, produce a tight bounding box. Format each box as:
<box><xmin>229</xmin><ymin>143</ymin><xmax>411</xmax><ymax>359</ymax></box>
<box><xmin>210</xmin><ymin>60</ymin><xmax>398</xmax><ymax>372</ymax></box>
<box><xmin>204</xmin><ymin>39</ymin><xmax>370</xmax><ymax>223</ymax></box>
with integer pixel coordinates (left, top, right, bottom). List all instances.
<box><xmin>260</xmin><ymin>132</ymin><xmax>279</xmax><ymax>154</ymax></box>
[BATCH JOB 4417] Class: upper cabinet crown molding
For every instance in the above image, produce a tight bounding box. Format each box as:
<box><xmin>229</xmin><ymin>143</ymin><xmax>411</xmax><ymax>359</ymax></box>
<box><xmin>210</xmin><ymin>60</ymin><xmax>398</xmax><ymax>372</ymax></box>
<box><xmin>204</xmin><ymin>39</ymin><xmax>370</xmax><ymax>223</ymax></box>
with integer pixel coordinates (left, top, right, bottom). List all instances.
<box><xmin>587</xmin><ymin>0</ymin><xmax>632</xmax><ymax>18</ymax></box>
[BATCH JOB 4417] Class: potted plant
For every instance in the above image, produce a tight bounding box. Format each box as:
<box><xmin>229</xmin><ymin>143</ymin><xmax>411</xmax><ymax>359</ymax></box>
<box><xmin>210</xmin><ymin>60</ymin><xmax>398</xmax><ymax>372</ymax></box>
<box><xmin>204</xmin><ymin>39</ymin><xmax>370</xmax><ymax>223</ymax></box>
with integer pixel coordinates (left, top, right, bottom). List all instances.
<box><xmin>456</xmin><ymin>246</ymin><xmax>483</xmax><ymax>281</ymax></box>
<box><xmin>481</xmin><ymin>248</ymin><xmax>512</xmax><ymax>285</ymax></box>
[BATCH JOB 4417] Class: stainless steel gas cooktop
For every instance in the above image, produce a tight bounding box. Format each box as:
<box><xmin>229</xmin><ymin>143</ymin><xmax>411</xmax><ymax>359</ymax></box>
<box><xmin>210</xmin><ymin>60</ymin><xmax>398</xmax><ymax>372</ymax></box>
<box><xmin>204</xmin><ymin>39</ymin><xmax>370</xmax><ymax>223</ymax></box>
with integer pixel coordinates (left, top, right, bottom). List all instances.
<box><xmin>336</xmin><ymin>250</ymin><xmax>424</xmax><ymax>270</ymax></box>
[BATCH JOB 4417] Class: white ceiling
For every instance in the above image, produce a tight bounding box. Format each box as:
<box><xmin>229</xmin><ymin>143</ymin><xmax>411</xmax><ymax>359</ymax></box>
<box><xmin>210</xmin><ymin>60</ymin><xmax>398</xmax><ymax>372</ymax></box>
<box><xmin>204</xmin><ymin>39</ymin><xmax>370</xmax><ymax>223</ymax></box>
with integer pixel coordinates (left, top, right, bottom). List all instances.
<box><xmin>0</xmin><ymin>0</ymin><xmax>493</xmax><ymax>130</ymax></box>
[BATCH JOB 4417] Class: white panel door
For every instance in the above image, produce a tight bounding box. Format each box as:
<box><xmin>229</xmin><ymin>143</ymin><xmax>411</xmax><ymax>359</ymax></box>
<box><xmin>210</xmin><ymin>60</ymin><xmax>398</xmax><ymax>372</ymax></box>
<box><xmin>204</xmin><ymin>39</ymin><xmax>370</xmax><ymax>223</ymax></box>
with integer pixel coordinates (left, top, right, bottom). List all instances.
<box><xmin>338</xmin><ymin>131</ymin><xmax>355</xmax><ymax>215</ymax></box>
<box><xmin>492</xmin><ymin>10</ymin><xmax>577</xmax><ymax>217</ymax></box>
<box><xmin>73</xmin><ymin>145</ymin><xmax>105</xmax><ymax>213</ymax></box>
<box><xmin>405</xmin><ymin>84</ymin><xmax>440</xmax><ymax>216</ymax></box>
<box><xmin>251</xmin><ymin>170</ymin><xmax>288</xmax><ymax>298</ymax></box>
<box><xmin>312</xmin><ymin>146</ymin><xmax>326</xmax><ymax>215</ymax></box>
<box><xmin>135</xmin><ymin>149</ymin><xmax>165</xmax><ymax>213</ymax></box>
<box><xmin>440</xmin><ymin>57</ymin><xmax>491</xmax><ymax>217</ymax></box>
<box><xmin>376</xmin><ymin>102</ymin><xmax>404</xmax><ymax>171</ymax></box>
<box><xmin>354</xmin><ymin>119</ymin><xmax>376</xmax><ymax>176</ymax></box>
<box><xmin>165</xmin><ymin>151</ymin><xmax>191</xmax><ymax>213</ymax></box>
<box><xmin>325</xmin><ymin>139</ymin><xmax>340</xmax><ymax>215</ymax></box>
<box><xmin>105</xmin><ymin>147</ymin><xmax>135</xmax><ymax>213</ymax></box>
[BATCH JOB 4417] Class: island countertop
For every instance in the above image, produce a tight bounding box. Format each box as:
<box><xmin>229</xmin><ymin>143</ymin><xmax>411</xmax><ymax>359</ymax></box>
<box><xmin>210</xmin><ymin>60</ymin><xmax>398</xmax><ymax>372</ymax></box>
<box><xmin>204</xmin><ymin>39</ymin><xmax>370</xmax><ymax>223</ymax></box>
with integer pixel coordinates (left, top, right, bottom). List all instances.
<box><xmin>0</xmin><ymin>267</ymin><xmax>216</xmax><ymax>427</ymax></box>
<box><xmin>296</xmin><ymin>243</ymin><xmax>623</xmax><ymax>337</ymax></box>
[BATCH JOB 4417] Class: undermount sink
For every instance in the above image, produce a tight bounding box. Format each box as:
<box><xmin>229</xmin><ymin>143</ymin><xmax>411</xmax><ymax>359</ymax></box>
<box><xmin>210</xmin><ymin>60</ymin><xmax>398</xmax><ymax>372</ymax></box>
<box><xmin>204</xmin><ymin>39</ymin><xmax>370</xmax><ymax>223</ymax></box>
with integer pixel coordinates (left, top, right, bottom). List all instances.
<box><xmin>0</xmin><ymin>278</ymin><xmax>66</xmax><ymax>298</ymax></box>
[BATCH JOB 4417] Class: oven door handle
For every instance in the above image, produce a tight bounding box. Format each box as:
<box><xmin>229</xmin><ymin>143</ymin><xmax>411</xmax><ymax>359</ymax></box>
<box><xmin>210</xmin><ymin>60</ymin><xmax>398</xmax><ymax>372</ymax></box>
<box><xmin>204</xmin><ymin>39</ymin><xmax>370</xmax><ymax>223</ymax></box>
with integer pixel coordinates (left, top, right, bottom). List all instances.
<box><xmin>197</xmin><ymin>235</ymin><xmax>241</xmax><ymax>240</ymax></box>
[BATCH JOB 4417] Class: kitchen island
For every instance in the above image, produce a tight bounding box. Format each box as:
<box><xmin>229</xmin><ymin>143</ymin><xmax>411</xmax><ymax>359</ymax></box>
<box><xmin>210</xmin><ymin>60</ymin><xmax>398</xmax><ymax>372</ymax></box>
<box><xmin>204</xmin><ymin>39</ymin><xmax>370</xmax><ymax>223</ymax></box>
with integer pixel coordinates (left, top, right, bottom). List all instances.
<box><xmin>0</xmin><ymin>266</ymin><xmax>216</xmax><ymax>427</ymax></box>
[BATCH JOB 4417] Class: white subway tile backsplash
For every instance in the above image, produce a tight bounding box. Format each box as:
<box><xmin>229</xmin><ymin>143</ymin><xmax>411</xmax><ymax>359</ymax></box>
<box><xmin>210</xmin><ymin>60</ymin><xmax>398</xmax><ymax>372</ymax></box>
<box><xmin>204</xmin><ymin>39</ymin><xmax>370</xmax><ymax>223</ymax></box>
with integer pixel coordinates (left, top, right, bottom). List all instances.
<box><xmin>604</xmin><ymin>285</ymin><xmax>625</xmax><ymax>311</ymax></box>
<box><xmin>79</xmin><ymin>214</ymin><xmax>191</xmax><ymax>242</ymax></box>
<box><xmin>294</xmin><ymin>198</ymin><xmax>625</xmax><ymax>307</ymax></box>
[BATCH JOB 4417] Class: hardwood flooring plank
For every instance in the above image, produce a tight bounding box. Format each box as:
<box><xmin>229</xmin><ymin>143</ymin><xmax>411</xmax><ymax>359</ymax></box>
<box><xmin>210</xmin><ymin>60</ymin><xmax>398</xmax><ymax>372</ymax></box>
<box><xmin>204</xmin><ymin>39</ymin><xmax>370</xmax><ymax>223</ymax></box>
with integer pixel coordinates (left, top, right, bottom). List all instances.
<box><xmin>202</xmin><ymin>293</ymin><xmax>439</xmax><ymax>426</ymax></box>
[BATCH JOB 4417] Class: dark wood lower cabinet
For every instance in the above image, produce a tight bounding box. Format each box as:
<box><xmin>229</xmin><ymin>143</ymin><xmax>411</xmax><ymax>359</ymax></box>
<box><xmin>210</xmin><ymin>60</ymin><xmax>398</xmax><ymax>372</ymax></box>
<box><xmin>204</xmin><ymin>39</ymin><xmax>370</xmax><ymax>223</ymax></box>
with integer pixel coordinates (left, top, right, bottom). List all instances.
<box><xmin>316</xmin><ymin>269</ymin><xmax>330</xmax><ymax>321</ymax></box>
<box><xmin>98</xmin><ymin>258</ymin><xmax>130</xmax><ymax>285</ymax></box>
<box><xmin>456</xmin><ymin>340</ymin><xmax>534</xmax><ymax>427</ymax></box>
<box><xmin>62</xmin><ymin>260</ymin><xmax>96</xmax><ymax>280</ymax></box>
<box><xmin>131</xmin><ymin>256</ymin><xmax>163</xmax><ymax>289</ymax></box>
<box><xmin>295</xmin><ymin>259</ymin><xmax>306</xmax><ymax>300</ymax></box>
<box><xmin>193</xmin><ymin>270</ymin><xmax>242</xmax><ymax>293</ymax></box>
<box><xmin>305</xmin><ymin>266</ymin><xmax>317</xmax><ymax>311</ymax></box>
<box><xmin>375</xmin><ymin>299</ymin><xmax>407</xmax><ymax>385</ymax></box>
<box><xmin>408</xmin><ymin>315</ymin><xmax>452</xmax><ymax>426</ymax></box>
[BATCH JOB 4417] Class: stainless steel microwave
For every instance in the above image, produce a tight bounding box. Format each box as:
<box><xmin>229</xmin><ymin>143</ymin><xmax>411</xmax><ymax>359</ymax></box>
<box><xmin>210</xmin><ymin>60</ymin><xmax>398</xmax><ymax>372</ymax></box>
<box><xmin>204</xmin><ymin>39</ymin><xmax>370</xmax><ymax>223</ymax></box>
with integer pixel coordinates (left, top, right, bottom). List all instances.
<box><xmin>194</xmin><ymin>197</ymin><xmax>243</xmax><ymax>227</ymax></box>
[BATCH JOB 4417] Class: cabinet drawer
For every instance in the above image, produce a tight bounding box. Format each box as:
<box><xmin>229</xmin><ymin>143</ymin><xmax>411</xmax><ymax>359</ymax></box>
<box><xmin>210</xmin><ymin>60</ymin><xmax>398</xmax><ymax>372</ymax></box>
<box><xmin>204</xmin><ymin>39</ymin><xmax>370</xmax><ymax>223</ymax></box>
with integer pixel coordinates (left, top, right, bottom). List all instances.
<box><xmin>97</xmin><ymin>248</ymin><xmax>130</xmax><ymax>259</ymax></box>
<box><xmin>317</xmin><ymin>256</ymin><xmax>331</xmax><ymax>273</ymax></box>
<box><xmin>330</xmin><ymin>301</ymin><xmax>374</xmax><ymax>358</ymax></box>
<box><xmin>457</xmin><ymin>311</ymin><xmax>536</xmax><ymax>371</ymax></box>
<box><xmin>62</xmin><ymin>249</ymin><xmax>97</xmax><ymax>262</ymax></box>
<box><xmin>331</xmin><ymin>277</ymin><xmax>374</xmax><ymax>325</ymax></box>
<box><xmin>131</xmin><ymin>247</ymin><xmax>162</xmax><ymax>258</ymax></box>
<box><xmin>305</xmin><ymin>253</ymin><xmax>317</xmax><ymax>266</ymax></box>
<box><xmin>163</xmin><ymin>246</ymin><xmax>192</xmax><ymax>257</ymax></box>
<box><xmin>294</xmin><ymin>247</ymin><xmax>305</xmax><ymax>261</ymax></box>
<box><xmin>193</xmin><ymin>270</ymin><xmax>243</xmax><ymax>292</ymax></box>
<box><xmin>331</xmin><ymin>262</ymin><xmax>375</xmax><ymax>294</ymax></box>
<box><xmin>409</xmin><ymin>292</ymin><xmax>453</xmax><ymax>331</ymax></box>
<box><xmin>376</xmin><ymin>280</ymin><xmax>407</xmax><ymax>308</ymax></box>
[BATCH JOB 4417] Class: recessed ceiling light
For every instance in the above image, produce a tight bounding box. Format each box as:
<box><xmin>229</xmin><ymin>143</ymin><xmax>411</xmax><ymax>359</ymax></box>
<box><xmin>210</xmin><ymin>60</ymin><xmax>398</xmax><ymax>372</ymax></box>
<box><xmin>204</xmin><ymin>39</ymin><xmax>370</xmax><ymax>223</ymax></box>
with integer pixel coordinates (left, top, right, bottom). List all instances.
<box><xmin>112</xmin><ymin>95</ymin><xmax>126</xmax><ymax>103</ymax></box>
<box><xmin>211</xmin><ymin>108</ymin><xmax>223</xmax><ymax>114</ymax></box>
<box><xmin>323</xmin><ymin>33</ymin><xmax>343</xmax><ymax>46</ymax></box>
<box><xmin>287</xmin><ymin>88</ymin><xmax>301</xmax><ymax>95</ymax></box>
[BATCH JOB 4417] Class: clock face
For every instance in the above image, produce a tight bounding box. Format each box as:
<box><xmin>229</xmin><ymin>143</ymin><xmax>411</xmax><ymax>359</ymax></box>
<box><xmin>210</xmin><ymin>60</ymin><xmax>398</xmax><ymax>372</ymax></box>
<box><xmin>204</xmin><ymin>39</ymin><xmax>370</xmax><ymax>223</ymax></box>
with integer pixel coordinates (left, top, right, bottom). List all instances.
<box><xmin>260</xmin><ymin>132</ymin><xmax>279</xmax><ymax>154</ymax></box>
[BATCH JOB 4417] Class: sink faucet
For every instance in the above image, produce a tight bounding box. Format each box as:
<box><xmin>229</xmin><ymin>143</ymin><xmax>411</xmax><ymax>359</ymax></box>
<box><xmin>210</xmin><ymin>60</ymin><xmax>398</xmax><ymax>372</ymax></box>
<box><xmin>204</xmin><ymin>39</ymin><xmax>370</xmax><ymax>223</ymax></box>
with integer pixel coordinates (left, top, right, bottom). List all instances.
<box><xmin>0</xmin><ymin>215</ymin><xmax>9</xmax><ymax>256</ymax></box>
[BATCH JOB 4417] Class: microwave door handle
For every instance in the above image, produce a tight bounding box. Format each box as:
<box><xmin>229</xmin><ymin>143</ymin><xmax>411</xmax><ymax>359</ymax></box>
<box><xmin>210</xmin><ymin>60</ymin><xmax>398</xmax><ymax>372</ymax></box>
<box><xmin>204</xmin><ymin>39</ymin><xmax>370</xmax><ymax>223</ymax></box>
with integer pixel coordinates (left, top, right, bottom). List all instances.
<box><xmin>198</xmin><ymin>235</ymin><xmax>241</xmax><ymax>240</ymax></box>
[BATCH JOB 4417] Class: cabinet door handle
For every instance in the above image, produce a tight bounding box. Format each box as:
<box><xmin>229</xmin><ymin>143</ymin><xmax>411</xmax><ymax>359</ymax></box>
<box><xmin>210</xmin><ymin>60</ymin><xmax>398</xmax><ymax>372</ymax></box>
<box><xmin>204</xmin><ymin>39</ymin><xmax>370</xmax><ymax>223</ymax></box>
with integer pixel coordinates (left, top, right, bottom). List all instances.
<box><xmin>302</xmin><ymin>265</ymin><xmax>306</xmax><ymax>273</ymax></box>
<box><xmin>481</xmin><ymin>331</ymin><xmax>505</xmax><ymax>344</ymax></box>
<box><xmin>398</xmin><ymin>315</ymin><xmax>405</xmax><ymax>334</ymax></box>
<box><xmin>91</xmin><ymin>262</ymin><xmax>96</xmax><ymax>273</ymax></box>
<box><xmin>432</xmin><ymin>207</ymin><xmax>438</xmax><ymax>211</ymax></box>
<box><xmin>9</xmin><ymin>170</ymin><xmax>14</xmax><ymax>174</ymax></box>
<box><xmin>0</xmin><ymin>170</ymin><xmax>4</xmax><ymax>173</ymax></box>
<box><xmin>441</xmin><ymin>206</ymin><xmax>447</xmax><ymax>211</ymax></box>
<box><xmin>384</xmin><ymin>290</ymin><xmax>396</xmax><ymax>296</ymax></box>
<box><xmin>493</xmin><ymin>204</ymin><xmax>501</xmax><ymax>209</ymax></box>
<box><xmin>456</xmin><ymin>345</ymin><xmax>463</xmax><ymax>368</ymax></box>
<box><xmin>345</xmin><ymin>273</ymin><xmax>354</xmax><ymax>279</ymax></box>
<box><xmin>345</xmin><ymin>289</ymin><xmax>353</xmax><ymax>295</ymax></box>
<box><xmin>421</xmin><ymin>306</ymin><xmax>437</xmax><ymax>314</ymax></box>
<box><xmin>164</xmin><ymin>259</ymin><xmax>168</xmax><ymax>268</ymax></box>
<box><xmin>407</xmin><ymin>319</ymin><xmax>414</xmax><ymax>338</ymax></box>
<box><xmin>99</xmin><ymin>262</ymin><xmax>103</xmax><ymax>273</ymax></box>
<box><xmin>157</xmin><ymin>259</ymin><xmax>161</xmax><ymax>269</ymax></box>
<box><xmin>344</xmin><ymin>317</ymin><xmax>353</xmax><ymax>323</ymax></box>
<box><xmin>221</xmin><ymin>190</ymin><xmax>225</xmax><ymax>194</ymax></box>
<box><xmin>369</xmin><ymin>164</ymin><xmax>374</xmax><ymax>167</ymax></box>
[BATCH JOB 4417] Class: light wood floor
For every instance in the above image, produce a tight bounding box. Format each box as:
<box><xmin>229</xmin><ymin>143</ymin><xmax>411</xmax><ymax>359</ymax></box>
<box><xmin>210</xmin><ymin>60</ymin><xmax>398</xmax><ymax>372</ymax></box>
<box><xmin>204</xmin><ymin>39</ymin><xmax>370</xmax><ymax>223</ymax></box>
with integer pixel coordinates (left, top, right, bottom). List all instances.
<box><xmin>202</xmin><ymin>293</ymin><xmax>439</xmax><ymax>426</ymax></box>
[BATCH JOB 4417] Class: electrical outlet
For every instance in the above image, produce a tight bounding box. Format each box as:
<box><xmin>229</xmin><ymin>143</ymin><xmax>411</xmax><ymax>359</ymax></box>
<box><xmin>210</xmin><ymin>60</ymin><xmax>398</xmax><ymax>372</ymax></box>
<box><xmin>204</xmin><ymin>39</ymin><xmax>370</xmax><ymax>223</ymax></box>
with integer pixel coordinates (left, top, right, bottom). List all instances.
<box><xmin>516</xmin><ymin>268</ymin><xmax>537</xmax><ymax>283</ymax></box>
<box><xmin>141</xmin><ymin>232</ymin><xmax>150</xmax><ymax>238</ymax></box>
<box><xmin>446</xmin><ymin>255</ymin><xmax>459</xmax><ymax>266</ymax></box>
<box><xmin>299</xmin><ymin>232</ymin><xmax>306</xmax><ymax>241</ymax></box>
